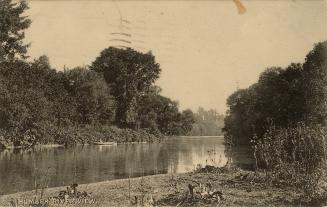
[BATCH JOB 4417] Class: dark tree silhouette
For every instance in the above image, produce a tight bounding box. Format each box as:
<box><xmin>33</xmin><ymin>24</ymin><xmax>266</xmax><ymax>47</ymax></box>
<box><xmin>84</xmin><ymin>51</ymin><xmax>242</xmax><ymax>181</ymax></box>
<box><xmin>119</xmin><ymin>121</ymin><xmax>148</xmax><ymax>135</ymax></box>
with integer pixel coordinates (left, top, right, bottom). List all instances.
<box><xmin>91</xmin><ymin>47</ymin><xmax>161</xmax><ymax>128</ymax></box>
<box><xmin>0</xmin><ymin>0</ymin><xmax>31</xmax><ymax>61</ymax></box>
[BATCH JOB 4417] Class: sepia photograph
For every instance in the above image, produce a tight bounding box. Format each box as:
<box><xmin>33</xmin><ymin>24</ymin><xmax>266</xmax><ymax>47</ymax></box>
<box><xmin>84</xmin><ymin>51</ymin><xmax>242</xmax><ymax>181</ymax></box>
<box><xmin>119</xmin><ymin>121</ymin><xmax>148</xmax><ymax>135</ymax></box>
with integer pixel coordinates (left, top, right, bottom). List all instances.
<box><xmin>0</xmin><ymin>0</ymin><xmax>327</xmax><ymax>206</ymax></box>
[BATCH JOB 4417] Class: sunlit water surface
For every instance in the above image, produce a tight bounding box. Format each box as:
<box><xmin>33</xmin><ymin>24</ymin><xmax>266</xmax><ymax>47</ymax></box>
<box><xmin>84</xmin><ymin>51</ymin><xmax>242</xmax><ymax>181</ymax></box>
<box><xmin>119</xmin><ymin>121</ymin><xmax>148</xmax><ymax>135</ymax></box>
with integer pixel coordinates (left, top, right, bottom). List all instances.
<box><xmin>0</xmin><ymin>136</ymin><xmax>253</xmax><ymax>195</ymax></box>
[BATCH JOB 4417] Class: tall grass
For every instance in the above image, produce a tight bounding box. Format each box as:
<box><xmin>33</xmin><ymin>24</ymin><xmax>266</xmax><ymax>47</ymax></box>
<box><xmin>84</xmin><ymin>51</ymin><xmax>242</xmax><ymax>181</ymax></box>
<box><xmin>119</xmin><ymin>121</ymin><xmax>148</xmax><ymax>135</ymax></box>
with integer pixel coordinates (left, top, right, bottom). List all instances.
<box><xmin>252</xmin><ymin>123</ymin><xmax>327</xmax><ymax>204</ymax></box>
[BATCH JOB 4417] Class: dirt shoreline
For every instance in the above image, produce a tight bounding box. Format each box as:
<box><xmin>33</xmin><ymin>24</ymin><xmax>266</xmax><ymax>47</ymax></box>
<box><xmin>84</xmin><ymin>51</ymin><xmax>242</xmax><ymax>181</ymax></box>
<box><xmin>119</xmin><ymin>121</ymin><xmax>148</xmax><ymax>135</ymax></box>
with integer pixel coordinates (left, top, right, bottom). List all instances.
<box><xmin>0</xmin><ymin>174</ymin><xmax>168</xmax><ymax>206</ymax></box>
<box><xmin>0</xmin><ymin>169</ymin><xmax>304</xmax><ymax>207</ymax></box>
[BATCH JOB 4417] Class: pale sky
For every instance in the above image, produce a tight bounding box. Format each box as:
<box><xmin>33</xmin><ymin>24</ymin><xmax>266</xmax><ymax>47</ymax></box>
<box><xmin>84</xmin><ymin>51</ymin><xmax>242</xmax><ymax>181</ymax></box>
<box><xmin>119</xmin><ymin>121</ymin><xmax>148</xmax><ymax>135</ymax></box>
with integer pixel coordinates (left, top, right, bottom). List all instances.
<box><xmin>24</xmin><ymin>0</ymin><xmax>327</xmax><ymax>114</ymax></box>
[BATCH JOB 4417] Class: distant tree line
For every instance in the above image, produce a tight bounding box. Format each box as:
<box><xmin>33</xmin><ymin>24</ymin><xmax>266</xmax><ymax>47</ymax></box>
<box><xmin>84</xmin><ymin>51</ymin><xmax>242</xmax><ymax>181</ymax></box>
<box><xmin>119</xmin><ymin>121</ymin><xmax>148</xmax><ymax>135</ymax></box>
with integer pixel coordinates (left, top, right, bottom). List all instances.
<box><xmin>189</xmin><ymin>107</ymin><xmax>224</xmax><ymax>136</ymax></box>
<box><xmin>0</xmin><ymin>0</ymin><xmax>195</xmax><ymax>148</ymax></box>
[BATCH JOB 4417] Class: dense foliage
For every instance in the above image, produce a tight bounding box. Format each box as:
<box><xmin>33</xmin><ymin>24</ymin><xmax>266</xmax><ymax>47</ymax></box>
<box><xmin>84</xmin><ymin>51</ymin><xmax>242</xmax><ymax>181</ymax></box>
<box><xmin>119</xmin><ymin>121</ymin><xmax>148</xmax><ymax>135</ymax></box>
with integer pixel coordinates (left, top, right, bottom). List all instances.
<box><xmin>224</xmin><ymin>41</ymin><xmax>327</xmax><ymax>204</ymax></box>
<box><xmin>0</xmin><ymin>0</ymin><xmax>195</xmax><ymax>148</ymax></box>
<box><xmin>138</xmin><ymin>86</ymin><xmax>195</xmax><ymax>136</ymax></box>
<box><xmin>91</xmin><ymin>47</ymin><xmax>161</xmax><ymax>128</ymax></box>
<box><xmin>0</xmin><ymin>59</ymin><xmax>117</xmax><ymax>146</ymax></box>
<box><xmin>0</xmin><ymin>0</ymin><xmax>31</xmax><ymax>61</ymax></box>
<box><xmin>224</xmin><ymin>41</ymin><xmax>327</xmax><ymax>146</ymax></box>
<box><xmin>253</xmin><ymin>124</ymin><xmax>327</xmax><ymax>175</ymax></box>
<box><xmin>253</xmin><ymin>124</ymin><xmax>327</xmax><ymax>204</ymax></box>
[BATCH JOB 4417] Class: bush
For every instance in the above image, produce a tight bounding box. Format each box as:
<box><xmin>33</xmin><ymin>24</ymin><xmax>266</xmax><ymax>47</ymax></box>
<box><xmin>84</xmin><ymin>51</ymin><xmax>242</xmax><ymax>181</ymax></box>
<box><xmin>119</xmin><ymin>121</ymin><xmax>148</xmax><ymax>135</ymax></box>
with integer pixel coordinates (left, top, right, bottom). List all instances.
<box><xmin>51</xmin><ymin>125</ymin><xmax>163</xmax><ymax>147</ymax></box>
<box><xmin>253</xmin><ymin>123</ymin><xmax>327</xmax><ymax>174</ymax></box>
<box><xmin>252</xmin><ymin>123</ymin><xmax>327</xmax><ymax>204</ymax></box>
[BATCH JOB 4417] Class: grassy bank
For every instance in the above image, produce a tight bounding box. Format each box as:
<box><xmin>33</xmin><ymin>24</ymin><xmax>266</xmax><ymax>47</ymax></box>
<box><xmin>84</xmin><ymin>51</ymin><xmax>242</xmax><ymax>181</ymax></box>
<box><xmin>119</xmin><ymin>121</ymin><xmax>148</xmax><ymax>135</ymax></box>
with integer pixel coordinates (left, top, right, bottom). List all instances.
<box><xmin>0</xmin><ymin>166</ymin><xmax>311</xmax><ymax>207</ymax></box>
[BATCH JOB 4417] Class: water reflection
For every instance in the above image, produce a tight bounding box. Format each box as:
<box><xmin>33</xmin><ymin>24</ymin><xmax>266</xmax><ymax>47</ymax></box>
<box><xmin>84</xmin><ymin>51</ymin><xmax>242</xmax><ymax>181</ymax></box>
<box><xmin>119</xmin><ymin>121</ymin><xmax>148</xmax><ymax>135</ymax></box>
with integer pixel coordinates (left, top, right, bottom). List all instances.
<box><xmin>0</xmin><ymin>137</ymin><xmax>253</xmax><ymax>195</ymax></box>
<box><xmin>225</xmin><ymin>144</ymin><xmax>255</xmax><ymax>170</ymax></box>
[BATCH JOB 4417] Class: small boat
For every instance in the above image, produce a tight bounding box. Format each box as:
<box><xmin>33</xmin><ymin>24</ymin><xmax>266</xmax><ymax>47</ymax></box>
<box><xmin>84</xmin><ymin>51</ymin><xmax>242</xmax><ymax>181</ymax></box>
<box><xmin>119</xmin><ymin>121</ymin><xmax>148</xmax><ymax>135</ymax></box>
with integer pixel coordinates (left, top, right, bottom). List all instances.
<box><xmin>93</xmin><ymin>141</ymin><xmax>117</xmax><ymax>146</ymax></box>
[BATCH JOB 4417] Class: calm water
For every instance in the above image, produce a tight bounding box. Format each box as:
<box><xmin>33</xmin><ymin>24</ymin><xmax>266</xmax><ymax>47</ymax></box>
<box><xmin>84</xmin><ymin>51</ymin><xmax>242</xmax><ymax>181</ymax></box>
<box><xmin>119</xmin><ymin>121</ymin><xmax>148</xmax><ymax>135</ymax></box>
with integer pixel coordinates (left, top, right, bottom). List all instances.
<box><xmin>0</xmin><ymin>136</ymin><xmax>253</xmax><ymax>195</ymax></box>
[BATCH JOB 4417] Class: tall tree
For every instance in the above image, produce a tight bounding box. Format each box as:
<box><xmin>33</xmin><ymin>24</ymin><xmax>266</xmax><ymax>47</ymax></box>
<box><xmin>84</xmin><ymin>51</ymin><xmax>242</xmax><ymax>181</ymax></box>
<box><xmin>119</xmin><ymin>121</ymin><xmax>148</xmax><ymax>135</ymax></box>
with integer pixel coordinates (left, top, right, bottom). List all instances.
<box><xmin>91</xmin><ymin>47</ymin><xmax>161</xmax><ymax>128</ymax></box>
<box><xmin>302</xmin><ymin>41</ymin><xmax>327</xmax><ymax>126</ymax></box>
<box><xmin>0</xmin><ymin>0</ymin><xmax>31</xmax><ymax>61</ymax></box>
<box><xmin>224</xmin><ymin>41</ymin><xmax>327</xmax><ymax>147</ymax></box>
<box><xmin>63</xmin><ymin>67</ymin><xmax>115</xmax><ymax>125</ymax></box>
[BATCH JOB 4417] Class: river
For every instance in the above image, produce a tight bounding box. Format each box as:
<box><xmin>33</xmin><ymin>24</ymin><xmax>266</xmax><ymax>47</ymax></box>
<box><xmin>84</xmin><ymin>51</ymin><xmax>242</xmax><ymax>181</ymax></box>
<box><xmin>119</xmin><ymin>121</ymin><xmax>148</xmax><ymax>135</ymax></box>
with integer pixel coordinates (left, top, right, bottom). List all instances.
<box><xmin>0</xmin><ymin>136</ymin><xmax>253</xmax><ymax>195</ymax></box>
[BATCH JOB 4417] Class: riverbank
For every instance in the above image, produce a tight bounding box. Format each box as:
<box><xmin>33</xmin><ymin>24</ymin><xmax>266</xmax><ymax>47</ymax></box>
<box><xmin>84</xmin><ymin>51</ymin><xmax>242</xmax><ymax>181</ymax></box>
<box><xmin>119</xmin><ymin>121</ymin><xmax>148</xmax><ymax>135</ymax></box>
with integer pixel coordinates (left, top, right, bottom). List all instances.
<box><xmin>0</xmin><ymin>167</ymin><xmax>307</xmax><ymax>207</ymax></box>
<box><xmin>0</xmin><ymin>125</ymin><xmax>163</xmax><ymax>149</ymax></box>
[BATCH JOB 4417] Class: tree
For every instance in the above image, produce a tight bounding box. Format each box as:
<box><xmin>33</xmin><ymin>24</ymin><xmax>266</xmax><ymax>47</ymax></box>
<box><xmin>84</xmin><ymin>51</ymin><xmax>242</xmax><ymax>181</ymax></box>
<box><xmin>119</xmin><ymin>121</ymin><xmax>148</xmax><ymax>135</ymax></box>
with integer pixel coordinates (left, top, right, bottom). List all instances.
<box><xmin>180</xmin><ymin>109</ymin><xmax>195</xmax><ymax>135</ymax></box>
<box><xmin>0</xmin><ymin>0</ymin><xmax>31</xmax><ymax>61</ymax></box>
<box><xmin>302</xmin><ymin>41</ymin><xmax>327</xmax><ymax>126</ymax></box>
<box><xmin>138</xmin><ymin>91</ymin><xmax>178</xmax><ymax>135</ymax></box>
<box><xmin>223</xmin><ymin>65</ymin><xmax>305</xmax><ymax>145</ymax></box>
<box><xmin>223</xmin><ymin>86</ymin><xmax>258</xmax><ymax>145</ymax></box>
<box><xmin>224</xmin><ymin>41</ymin><xmax>327</xmax><ymax>147</ymax></box>
<box><xmin>137</xmin><ymin>86</ymin><xmax>196</xmax><ymax>136</ymax></box>
<box><xmin>63</xmin><ymin>67</ymin><xmax>115</xmax><ymax>125</ymax></box>
<box><xmin>0</xmin><ymin>60</ymin><xmax>51</xmax><ymax>146</ymax></box>
<box><xmin>91</xmin><ymin>47</ymin><xmax>161</xmax><ymax>128</ymax></box>
<box><xmin>190</xmin><ymin>107</ymin><xmax>224</xmax><ymax>136</ymax></box>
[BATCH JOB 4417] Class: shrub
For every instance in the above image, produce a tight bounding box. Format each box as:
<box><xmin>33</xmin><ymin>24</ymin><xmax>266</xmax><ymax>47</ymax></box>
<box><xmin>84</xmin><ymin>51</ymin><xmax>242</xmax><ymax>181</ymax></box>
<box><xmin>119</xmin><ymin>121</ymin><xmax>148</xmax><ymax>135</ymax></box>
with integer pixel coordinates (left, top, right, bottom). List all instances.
<box><xmin>252</xmin><ymin>123</ymin><xmax>327</xmax><ymax>204</ymax></box>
